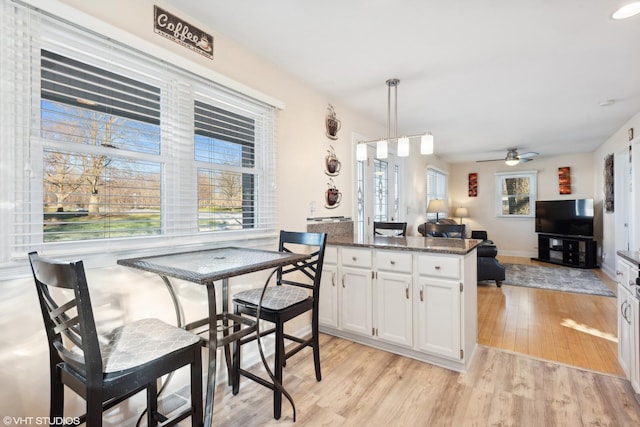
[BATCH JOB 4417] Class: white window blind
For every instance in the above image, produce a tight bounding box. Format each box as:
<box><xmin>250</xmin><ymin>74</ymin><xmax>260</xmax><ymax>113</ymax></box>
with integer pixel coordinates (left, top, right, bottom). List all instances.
<box><xmin>426</xmin><ymin>167</ymin><xmax>448</xmax><ymax>221</ymax></box>
<box><xmin>0</xmin><ymin>0</ymin><xmax>278</xmax><ymax>269</ymax></box>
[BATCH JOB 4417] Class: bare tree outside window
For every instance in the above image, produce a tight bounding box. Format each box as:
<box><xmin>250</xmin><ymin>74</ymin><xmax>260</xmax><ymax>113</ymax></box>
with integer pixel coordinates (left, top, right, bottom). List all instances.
<box><xmin>495</xmin><ymin>172</ymin><xmax>537</xmax><ymax>217</ymax></box>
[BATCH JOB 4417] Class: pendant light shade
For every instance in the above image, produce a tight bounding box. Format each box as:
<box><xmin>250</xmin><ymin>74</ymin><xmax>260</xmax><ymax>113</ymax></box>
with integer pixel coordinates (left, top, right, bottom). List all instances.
<box><xmin>421</xmin><ymin>133</ymin><xmax>434</xmax><ymax>155</ymax></box>
<box><xmin>397</xmin><ymin>136</ymin><xmax>410</xmax><ymax>157</ymax></box>
<box><xmin>377</xmin><ymin>139</ymin><xmax>388</xmax><ymax>158</ymax></box>
<box><xmin>356</xmin><ymin>143</ymin><xmax>367</xmax><ymax>161</ymax></box>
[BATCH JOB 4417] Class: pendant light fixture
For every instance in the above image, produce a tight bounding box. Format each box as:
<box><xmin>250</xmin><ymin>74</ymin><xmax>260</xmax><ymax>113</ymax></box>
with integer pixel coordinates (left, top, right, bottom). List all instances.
<box><xmin>357</xmin><ymin>78</ymin><xmax>434</xmax><ymax>160</ymax></box>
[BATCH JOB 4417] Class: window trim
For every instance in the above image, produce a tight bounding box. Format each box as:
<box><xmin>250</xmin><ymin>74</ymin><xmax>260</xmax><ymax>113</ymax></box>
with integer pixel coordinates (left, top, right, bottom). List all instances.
<box><xmin>494</xmin><ymin>171</ymin><xmax>538</xmax><ymax>218</ymax></box>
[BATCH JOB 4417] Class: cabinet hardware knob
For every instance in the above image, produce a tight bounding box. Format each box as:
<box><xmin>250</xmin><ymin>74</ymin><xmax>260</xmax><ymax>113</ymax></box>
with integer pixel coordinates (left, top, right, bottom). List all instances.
<box><xmin>352</xmin><ymin>256</ymin><xmax>357</xmax><ymax>261</ymax></box>
<box><xmin>435</xmin><ymin>266</ymin><xmax>441</xmax><ymax>270</ymax></box>
<box><xmin>390</xmin><ymin>260</ymin><xmax>396</xmax><ymax>265</ymax></box>
<box><xmin>406</xmin><ymin>286</ymin><xmax>409</xmax><ymax>299</ymax></box>
<box><xmin>420</xmin><ymin>288</ymin><xmax>424</xmax><ymax>302</ymax></box>
<box><xmin>616</xmin><ymin>271</ymin><xmax>623</xmax><ymax>276</ymax></box>
<box><xmin>341</xmin><ymin>275</ymin><xmax>345</xmax><ymax>288</ymax></box>
<box><xmin>331</xmin><ymin>272</ymin><xmax>336</xmax><ymax>287</ymax></box>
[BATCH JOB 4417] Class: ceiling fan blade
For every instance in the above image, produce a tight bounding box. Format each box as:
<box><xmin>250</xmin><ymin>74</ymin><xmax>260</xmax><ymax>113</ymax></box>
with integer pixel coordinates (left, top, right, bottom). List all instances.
<box><xmin>519</xmin><ymin>151</ymin><xmax>538</xmax><ymax>159</ymax></box>
<box><xmin>519</xmin><ymin>157</ymin><xmax>534</xmax><ymax>163</ymax></box>
<box><xmin>476</xmin><ymin>158</ymin><xmax>505</xmax><ymax>162</ymax></box>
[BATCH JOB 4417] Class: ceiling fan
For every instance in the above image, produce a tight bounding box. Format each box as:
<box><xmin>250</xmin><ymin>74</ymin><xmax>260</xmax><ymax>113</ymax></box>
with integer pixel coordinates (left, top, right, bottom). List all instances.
<box><xmin>477</xmin><ymin>148</ymin><xmax>539</xmax><ymax>166</ymax></box>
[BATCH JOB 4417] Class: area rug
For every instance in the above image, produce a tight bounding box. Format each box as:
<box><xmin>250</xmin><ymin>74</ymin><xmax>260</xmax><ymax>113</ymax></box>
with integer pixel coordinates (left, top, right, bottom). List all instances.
<box><xmin>500</xmin><ymin>263</ymin><xmax>615</xmax><ymax>297</ymax></box>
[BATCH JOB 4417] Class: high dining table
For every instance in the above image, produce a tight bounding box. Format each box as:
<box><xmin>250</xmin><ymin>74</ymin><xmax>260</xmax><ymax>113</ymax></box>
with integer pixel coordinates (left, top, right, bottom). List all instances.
<box><xmin>117</xmin><ymin>246</ymin><xmax>309</xmax><ymax>427</ymax></box>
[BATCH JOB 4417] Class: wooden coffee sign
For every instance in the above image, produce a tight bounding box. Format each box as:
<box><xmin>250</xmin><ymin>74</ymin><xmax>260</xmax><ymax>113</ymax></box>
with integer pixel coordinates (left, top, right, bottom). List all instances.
<box><xmin>154</xmin><ymin>5</ymin><xmax>213</xmax><ymax>59</ymax></box>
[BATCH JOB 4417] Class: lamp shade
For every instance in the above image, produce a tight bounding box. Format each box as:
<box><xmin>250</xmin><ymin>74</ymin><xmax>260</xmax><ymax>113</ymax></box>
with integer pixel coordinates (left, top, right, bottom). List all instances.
<box><xmin>427</xmin><ymin>199</ymin><xmax>447</xmax><ymax>214</ymax></box>
<box><xmin>455</xmin><ymin>207</ymin><xmax>469</xmax><ymax>218</ymax></box>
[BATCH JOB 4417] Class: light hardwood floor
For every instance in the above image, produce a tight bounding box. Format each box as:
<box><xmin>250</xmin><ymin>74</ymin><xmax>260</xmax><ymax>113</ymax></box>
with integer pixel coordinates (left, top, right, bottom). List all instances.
<box><xmin>480</xmin><ymin>256</ymin><xmax>623</xmax><ymax>376</ymax></box>
<box><xmin>206</xmin><ymin>258</ymin><xmax>639</xmax><ymax>426</ymax></box>
<box><xmin>209</xmin><ymin>335</ymin><xmax>640</xmax><ymax>426</ymax></box>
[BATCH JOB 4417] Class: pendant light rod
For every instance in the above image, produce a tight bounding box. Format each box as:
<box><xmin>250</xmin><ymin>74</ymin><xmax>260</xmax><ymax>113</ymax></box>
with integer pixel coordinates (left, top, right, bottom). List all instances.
<box><xmin>387</xmin><ymin>78</ymin><xmax>399</xmax><ymax>141</ymax></box>
<box><xmin>357</xmin><ymin>78</ymin><xmax>434</xmax><ymax>158</ymax></box>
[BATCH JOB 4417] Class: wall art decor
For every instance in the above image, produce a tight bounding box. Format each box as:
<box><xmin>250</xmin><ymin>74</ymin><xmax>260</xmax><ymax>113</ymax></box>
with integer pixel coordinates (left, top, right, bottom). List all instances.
<box><xmin>325</xmin><ymin>145</ymin><xmax>341</xmax><ymax>176</ymax></box>
<box><xmin>325</xmin><ymin>104</ymin><xmax>341</xmax><ymax>140</ymax></box>
<box><xmin>154</xmin><ymin>6</ymin><xmax>214</xmax><ymax>59</ymax></box>
<box><xmin>468</xmin><ymin>173</ymin><xmax>478</xmax><ymax>197</ymax></box>
<box><xmin>604</xmin><ymin>154</ymin><xmax>614</xmax><ymax>213</ymax></box>
<box><xmin>325</xmin><ymin>178</ymin><xmax>342</xmax><ymax>209</ymax></box>
<box><xmin>558</xmin><ymin>166</ymin><xmax>571</xmax><ymax>195</ymax></box>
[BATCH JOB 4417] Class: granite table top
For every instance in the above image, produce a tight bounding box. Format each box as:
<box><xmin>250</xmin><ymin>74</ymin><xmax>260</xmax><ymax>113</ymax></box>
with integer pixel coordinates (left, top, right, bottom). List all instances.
<box><xmin>117</xmin><ymin>247</ymin><xmax>309</xmax><ymax>285</ymax></box>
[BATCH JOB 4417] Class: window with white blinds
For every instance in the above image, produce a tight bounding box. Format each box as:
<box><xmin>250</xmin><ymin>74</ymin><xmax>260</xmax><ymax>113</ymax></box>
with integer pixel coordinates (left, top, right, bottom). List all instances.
<box><xmin>0</xmin><ymin>0</ymin><xmax>278</xmax><ymax>266</ymax></box>
<box><xmin>426</xmin><ymin>167</ymin><xmax>448</xmax><ymax>221</ymax></box>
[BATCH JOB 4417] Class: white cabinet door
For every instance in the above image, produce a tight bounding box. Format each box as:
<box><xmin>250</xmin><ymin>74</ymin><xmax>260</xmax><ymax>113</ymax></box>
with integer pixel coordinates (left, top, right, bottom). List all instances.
<box><xmin>319</xmin><ymin>263</ymin><xmax>339</xmax><ymax>328</ymax></box>
<box><xmin>415</xmin><ymin>276</ymin><xmax>461</xmax><ymax>360</ymax></box>
<box><xmin>376</xmin><ymin>271</ymin><xmax>412</xmax><ymax>347</ymax></box>
<box><xmin>618</xmin><ymin>283</ymin><xmax>632</xmax><ymax>378</ymax></box>
<box><xmin>340</xmin><ymin>266</ymin><xmax>373</xmax><ymax>336</ymax></box>
<box><xmin>630</xmin><ymin>293</ymin><xmax>640</xmax><ymax>393</ymax></box>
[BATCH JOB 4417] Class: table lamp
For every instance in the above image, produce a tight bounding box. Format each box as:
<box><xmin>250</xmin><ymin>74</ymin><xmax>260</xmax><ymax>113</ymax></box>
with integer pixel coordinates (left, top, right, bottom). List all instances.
<box><xmin>427</xmin><ymin>199</ymin><xmax>447</xmax><ymax>222</ymax></box>
<box><xmin>455</xmin><ymin>207</ymin><xmax>469</xmax><ymax>224</ymax></box>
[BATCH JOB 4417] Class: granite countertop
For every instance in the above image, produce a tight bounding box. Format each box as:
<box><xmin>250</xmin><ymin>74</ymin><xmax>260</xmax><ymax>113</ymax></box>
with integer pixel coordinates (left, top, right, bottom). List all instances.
<box><xmin>328</xmin><ymin>235</ymin><xmax>481</xmax><ymax>255</ymax></box>
<box><xmin>618</xmin><ymin>250</ymin><xmax>640</xmax><ymax>267</ymax></box>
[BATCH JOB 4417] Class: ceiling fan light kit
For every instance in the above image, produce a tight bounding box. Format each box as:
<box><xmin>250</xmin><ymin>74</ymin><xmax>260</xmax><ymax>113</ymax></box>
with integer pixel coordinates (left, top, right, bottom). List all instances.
<box><xmin>505</xmin><ymin>149</ymin><xmax>520</xmax><ymax>166</ymax></box>
<box><xmin>477</xmin><ymin>148</ymin><xmax>539</xmax><ymax>165</ymax></box>
<box><xmin>357</xmin><ymin>78</ymin><xmax>434</xmax><ymax>160</ymax></box>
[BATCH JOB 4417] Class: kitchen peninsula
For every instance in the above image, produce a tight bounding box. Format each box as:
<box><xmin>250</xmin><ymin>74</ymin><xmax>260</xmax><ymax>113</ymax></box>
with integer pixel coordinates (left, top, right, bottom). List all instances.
<box><xmin>317</xmin><ymin>234</ymin><xmax>480</xmax><ymax>373</ymax></box>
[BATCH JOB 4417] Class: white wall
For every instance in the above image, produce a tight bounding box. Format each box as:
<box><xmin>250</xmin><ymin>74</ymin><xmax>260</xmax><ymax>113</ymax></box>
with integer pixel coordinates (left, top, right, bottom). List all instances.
<box><xmin>449</xmin><ymin>152</ymin><xmax>595</xmax><ymax>258</ymax></box>
<box><xmin>594</xmin><ymin>111</ymin><xmax>640</xmax><ymax>276</ymax></box>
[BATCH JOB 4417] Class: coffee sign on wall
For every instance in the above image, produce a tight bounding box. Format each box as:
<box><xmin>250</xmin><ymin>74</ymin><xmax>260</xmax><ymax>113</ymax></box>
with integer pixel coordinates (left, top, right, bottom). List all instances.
<box><xmin>154</xmin><ymin>6</ymin><xmax>214</xmax><ymax>59</ymax></box>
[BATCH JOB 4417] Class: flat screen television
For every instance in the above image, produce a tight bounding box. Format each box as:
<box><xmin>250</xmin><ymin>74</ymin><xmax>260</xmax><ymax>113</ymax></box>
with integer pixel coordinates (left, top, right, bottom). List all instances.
<box><xmin>535</xmin><ymin>199</ymin><xmax>594</xmax><ymax>237</ymax></box>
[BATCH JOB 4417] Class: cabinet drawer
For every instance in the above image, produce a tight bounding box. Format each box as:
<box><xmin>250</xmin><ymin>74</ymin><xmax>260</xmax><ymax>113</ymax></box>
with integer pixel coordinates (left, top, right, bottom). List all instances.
<box><xmin>376</xmin><ymin>251</ymin><xmax>413</xmax><ymax>273</ymax></box>
<box><xmin>324</xmin><ymin>246</ymin><xmax>338</xmax><ymax>265</ymax></box>
<box><xmin>417</xmin><ymin>255</ymin><xmax>460</xmax><ymax>279</ymax></box>
<box><xmin>341</xmin><ymin>248</ymin><xmax>372</xmax><ymax>268</ymax></box>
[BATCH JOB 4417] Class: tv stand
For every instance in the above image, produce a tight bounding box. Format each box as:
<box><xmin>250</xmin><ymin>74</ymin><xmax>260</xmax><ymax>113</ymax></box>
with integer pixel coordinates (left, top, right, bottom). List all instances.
<box><xmin>533</xmin><ymin>234</ymin><xmax>598</xmax><ymax>268</ymax></box>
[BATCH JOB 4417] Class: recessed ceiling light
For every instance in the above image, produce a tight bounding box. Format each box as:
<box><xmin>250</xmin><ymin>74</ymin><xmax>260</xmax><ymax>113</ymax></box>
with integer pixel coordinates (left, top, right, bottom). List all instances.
<box><xmin>612</xmin><ymin>2</ymin><xmax>640</xmax><ymax>19</ymax></box>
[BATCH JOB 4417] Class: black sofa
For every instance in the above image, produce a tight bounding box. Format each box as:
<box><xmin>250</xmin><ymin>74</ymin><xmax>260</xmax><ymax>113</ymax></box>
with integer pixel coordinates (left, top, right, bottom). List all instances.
<box><xmin>471</xmin><ymin>231</ymin><xmax>505</xmax><ymax>286</ymax></box>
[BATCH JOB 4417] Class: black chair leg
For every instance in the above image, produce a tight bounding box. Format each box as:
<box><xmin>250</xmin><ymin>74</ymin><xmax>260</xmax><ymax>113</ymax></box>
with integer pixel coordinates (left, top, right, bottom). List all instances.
<box><xmin>191</xmin><ymin>351</ymin><xmax>203</xmax><ymax>427</ymax></box>
<box><xmin>86</xmin><ymin>393</ymin><xmax>103</xmax><ymax>427</ymax></box>
<box><xmin>147</xmin><ymin>380</ymin><xmax>158</xmax><ymax>427</ymax></box>
<box><xmin>232</xmin><ymin>305</ymin><xmax>241</xmax><ymax>395</ymax></box>
<box><xmin>312</xmin><ymin>317</ymin><xmax>322</xmax><ymax>381</ymax></box>
<box><xmin>273</xmin><ymin>320</ymin><xmax>285</xmax><ymax>420</ymax></box>
<box><xmin>50</xmin><ymin>365</ymin><xmax>64</xmax><ymax>426</ymax></box>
